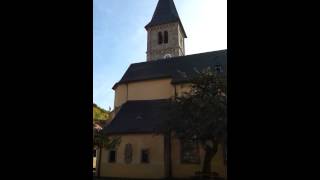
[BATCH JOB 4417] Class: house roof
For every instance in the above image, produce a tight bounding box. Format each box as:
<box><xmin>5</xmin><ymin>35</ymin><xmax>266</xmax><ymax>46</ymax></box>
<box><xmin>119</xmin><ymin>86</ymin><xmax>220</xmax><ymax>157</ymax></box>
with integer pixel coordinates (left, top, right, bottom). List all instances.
<box><xmin>103</xmin><ymin>100</ymin><xmax>171</xmax><ymax>134</ymax></box>
<box><xmin>145</xmin><ymin>0</ymin><xmax>187</xmax><ymax>37</ymax></box>
<box><xmin>113</xmin><ymin>50</ymin><xmax>227</xmax><ymax>89</ymax></box>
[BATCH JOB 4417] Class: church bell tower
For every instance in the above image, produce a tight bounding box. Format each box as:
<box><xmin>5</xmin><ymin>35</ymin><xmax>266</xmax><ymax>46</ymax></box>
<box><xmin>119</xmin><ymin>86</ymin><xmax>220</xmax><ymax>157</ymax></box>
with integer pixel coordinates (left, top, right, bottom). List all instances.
<box><xmin>145</xmin><ymin>0</ymin><xmax>187</xmax><ymax>61</ymax></box>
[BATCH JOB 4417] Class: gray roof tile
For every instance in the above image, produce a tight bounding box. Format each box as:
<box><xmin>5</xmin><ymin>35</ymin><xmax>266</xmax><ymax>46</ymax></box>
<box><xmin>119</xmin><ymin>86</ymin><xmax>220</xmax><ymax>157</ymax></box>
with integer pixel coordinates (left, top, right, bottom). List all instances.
<box><xmin>103</xmin><ymin>100</ymin><xmax>171</xmax><ymax>134</ymax></box>
<box><xmin>113</xmin><ymin>50</ymin><xmax>227</xmax><ymax>89</ymax></box>
<box><xmin>145</xmin><ymin>0</ymin><xmax>187</xmax><ymax>37</ymax></box>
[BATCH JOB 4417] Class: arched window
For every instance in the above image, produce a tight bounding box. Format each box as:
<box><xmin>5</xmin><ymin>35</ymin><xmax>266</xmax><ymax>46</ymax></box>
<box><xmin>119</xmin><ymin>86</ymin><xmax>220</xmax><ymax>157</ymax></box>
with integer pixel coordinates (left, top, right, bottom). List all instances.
<box><xmin>158</xmin><ymin>32</ymin><xmax>163</xmax><ymax>44</ymax></box>
<box><xmin>141</xmin><ymin>149</ymin><xmax>150</xmax><ymax>163</ymax></box>
<box><xmin>109</xmin><ymin>150</ymin><xmax>116</xmax><ymax>163</ymax></box>
<box><xmin>181</xmin><ymin>139</ymin><xmax>200</xmax><ymax>164</ymax></box>
<box><xmin>124</xmin><ymin>144</ymin><xmax>133</xmax><ymax>164</ymax></box>
<box><xmin>164</xmin><ymin>31</ymin><xmax>168</xmax><ymax>43</ymax></box>
<box><xmin>164</xmin><ymin>54</ymin><xmax>172</xmax><ymax>59</ymax></box>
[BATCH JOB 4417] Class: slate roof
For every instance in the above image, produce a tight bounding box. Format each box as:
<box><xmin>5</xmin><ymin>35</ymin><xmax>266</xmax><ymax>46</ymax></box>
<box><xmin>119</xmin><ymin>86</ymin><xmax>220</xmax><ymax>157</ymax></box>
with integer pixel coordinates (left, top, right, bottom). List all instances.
<box><xmin>103</xmin><ymin>100</ymin><xmax>171</xmax><ymax>134</ymax></box>
<box><xmin>145</xmin><ymin>0</ymin><xmax>187</xmax><ymax>37</ymax></box>
<box><xmin>113</xmin><ymin>50</ymin><xmax>227</xmax><ymax>89</ymax></box>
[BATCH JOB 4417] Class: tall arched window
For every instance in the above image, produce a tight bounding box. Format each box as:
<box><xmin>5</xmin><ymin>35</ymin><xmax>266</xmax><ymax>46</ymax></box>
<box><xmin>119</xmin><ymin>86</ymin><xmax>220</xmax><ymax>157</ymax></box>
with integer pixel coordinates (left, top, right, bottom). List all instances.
<box><xmin>164</xmin><ymin>31</ymin><xmax>168</xmax><ymax>43</ymax></box>
<box><xmin>181</xmin><ymin>139</ymin><xmax>200</xmax><ymax>164</ymax></box>
<box><xmin>158</xmin><ymin>32</ymin><xmax>163</xmax><ymax>44</ymax></box>
<box><xmin>124</xmin><ymin>144</ymin><xmax>133</xmax><ymax>164</ymax></box>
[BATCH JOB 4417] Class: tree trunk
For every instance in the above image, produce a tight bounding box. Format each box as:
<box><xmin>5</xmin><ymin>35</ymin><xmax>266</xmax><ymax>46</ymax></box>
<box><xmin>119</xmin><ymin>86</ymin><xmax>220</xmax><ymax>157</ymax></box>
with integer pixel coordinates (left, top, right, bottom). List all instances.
<box><xmin>223</xmin><ymin>142</ymin><xmax>227</xmax><ymax>178</ymax></box>
<box><xmin>202</xmin><ymin>149</ymin><xmax>215</xmax><ymax>173</ymax></box>
<box><xmin>202</xmin><ymin>142</ymin><xmax>219</xmax><ymax>174</ymax></box>
<box><xmin>97</xmin><ymin>148</ymin><xmax>102</xmax><ymax>177</ymax></box>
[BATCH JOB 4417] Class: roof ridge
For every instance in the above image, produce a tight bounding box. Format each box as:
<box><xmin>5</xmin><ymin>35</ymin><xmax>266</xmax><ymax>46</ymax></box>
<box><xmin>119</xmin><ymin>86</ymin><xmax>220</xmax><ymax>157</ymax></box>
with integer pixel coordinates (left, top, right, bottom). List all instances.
<box><xmin>112</xmin><ymin>50</ymin><xmax>227</xmax><ymax>90</ymax></box>
<box><xmin>130</xmin><ymin>49</ymin><xmax>227</xmax><ymax>66</ymax></box>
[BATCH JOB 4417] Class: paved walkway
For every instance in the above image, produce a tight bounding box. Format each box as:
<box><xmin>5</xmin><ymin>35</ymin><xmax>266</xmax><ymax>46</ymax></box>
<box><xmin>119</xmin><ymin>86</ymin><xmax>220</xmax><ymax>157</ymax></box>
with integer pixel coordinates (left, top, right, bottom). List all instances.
<box><xmin>93</xmin><ymin>177</ymin><xmax>192</xmax><ymax>180</ymax></box>
<box><xmin>93</xmin><ymin>175</ymin><xmax>225</xmax><ymax>180</ymax></box>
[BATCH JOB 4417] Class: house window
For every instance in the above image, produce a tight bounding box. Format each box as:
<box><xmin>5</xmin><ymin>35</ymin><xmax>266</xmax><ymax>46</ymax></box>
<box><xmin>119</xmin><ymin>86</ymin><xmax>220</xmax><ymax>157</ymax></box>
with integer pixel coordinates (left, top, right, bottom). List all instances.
<box><xmin>93</xmin><ymin>149</ymin><xmax>97</xmax><ymax>157</ymax></box>
<box><xmin>158</xmin><ymin>32</ymin><xmax>163</xmax><ymax>44</ymax></box>
<box><xmin>164</xmin><ymin>31</ymin><xmax>168</xmax><ymax>43</ymax></box>
<box><xmin>109</xmin><ymin>150</ymin><xmax>116</xmax><ymax>163</ymax></box>
<box><xmin>141</xmin><ymin>149</ymin><xmax>150</xmax><ymax>163</ymax></box>
<box><xmin>181</xmin><ymin>139</ymin><xmax>200</xmax><ymax>164</ymax></box>
<box><xmin>215</xmin><ymin>64</ymin><xmax>223</xmax><ymax>72</ymax></box>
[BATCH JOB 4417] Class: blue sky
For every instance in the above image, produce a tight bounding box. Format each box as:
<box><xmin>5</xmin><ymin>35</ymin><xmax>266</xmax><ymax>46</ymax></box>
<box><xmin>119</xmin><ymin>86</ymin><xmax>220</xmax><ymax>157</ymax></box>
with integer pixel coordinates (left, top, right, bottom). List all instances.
<box><xmin>93</xmin><ymin>0</ymin><xmax>227</xmax><ymax>110</ymax></box>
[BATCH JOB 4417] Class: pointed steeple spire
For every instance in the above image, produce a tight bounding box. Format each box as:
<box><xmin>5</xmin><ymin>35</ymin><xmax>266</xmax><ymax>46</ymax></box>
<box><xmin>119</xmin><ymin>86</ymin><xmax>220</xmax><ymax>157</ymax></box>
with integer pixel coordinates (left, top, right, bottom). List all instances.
<box><xmin>145</xmin><ymin>0</ymin><xmax>187</xmax><ymax>37</ymax></box>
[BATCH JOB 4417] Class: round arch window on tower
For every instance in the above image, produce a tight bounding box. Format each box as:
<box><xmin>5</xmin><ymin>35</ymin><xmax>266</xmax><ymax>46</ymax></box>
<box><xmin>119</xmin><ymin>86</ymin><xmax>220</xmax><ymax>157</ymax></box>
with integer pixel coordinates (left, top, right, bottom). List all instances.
<box><xmin>164</xmin><ymin>31</ymin><xmax>168</xmax><ymax>43</ymax></box>
<box><xmin>164</xmin><ymin>54</ymin><xmax>172</xmax><ymax>59</ymax></box>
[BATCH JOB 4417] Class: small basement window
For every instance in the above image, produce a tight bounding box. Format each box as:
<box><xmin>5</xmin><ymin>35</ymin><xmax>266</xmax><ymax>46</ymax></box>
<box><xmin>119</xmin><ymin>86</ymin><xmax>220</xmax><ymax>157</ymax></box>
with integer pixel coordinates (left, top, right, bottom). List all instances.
<box><xmin>109</xmin><ymin>150</ymin><xmax>116</xmax><ymax>163</ymax></box>
<box><xmin>141</xmin><ymin>149</ymin><xmax>150</xmax><ymax>163</ymax></box>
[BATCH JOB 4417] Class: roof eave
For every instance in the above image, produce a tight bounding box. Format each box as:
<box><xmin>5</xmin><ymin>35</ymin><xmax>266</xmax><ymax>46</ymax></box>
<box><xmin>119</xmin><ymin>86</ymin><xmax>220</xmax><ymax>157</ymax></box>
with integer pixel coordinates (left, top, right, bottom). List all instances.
<box><xmin>113</xmin><ymin>75</ymin><xmax>173</xmax><ymax>90</ymax></box>
<box><xmin>112</xmin><ymin>82</ymin><xmax>119</xmax><ymax>90</ymax></box>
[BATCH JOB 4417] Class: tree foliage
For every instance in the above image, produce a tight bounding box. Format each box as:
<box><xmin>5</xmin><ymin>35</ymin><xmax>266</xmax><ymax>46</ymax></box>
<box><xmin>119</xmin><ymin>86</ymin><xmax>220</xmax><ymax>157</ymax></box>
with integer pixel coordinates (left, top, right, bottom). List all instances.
<box><xmin>93</xmin><ymin>129</ymin><xmax>120</xmax><ymax>149</ymax></box>
<box><xmin>93</xmin><ymin>103</ymin><xmax>120</xmax><ymax>177</ymax></box>
<box><xmin>167</xmin><ymin>67</ymin><xmax>227</xmax><ymax>174</ymax></box>
<box><xmin>93</xmin><ymin>128</ymin><xmax>120</xmax><ymax>177</ymax></box>
<box><xmin>93</xmin><ymin>103</ymin><xmax>110</xmax><ymax>121</ymax></box>
<box><xmin>93</xmin><ymin>103</ymin><xmax>120</xmax><ymax>150</ymax></box>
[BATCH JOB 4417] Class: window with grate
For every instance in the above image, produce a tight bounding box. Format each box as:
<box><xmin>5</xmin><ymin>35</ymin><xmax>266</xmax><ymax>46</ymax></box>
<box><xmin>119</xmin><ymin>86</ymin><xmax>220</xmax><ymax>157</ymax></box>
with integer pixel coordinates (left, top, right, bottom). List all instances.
<box><xmin>141</xmin><ymin>149</ymin><xmax>150</xmax><ymax>163</ymax></box>
<box><xmin>181</xmin><ymin>139</ymin><xmax>200</xmax><ymax>164</ymax></box>
<box><xmin>109</xmin><ymin>150</ymin><xmax>116</xmax><ymax>163</ymax></box>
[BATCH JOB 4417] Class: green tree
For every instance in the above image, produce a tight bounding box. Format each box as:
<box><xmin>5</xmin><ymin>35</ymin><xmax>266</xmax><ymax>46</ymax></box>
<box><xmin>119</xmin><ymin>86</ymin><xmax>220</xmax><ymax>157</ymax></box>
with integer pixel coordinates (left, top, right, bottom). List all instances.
<box><xmin>93</xmin><ymin>103</ymin><xmax>110</xmax><ymax>121</ymax></box>
<box><xmin>93</xmin><ymin>128</ymin><xmax>120</xmax><ymax>177</ymax></box>
<box><xmin>167</xmin><ymin>67</ymin><xmax>227</xmax><ymax>175</ymax></box>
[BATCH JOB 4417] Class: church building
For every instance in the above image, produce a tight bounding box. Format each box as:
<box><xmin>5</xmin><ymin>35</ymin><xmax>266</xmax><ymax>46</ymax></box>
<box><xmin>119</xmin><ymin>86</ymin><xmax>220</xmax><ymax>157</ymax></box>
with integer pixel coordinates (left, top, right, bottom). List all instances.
<box><xmin>100</xmin><ymin>0</ymin><xmax>227</xmax><ymax>179</ymax></box>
